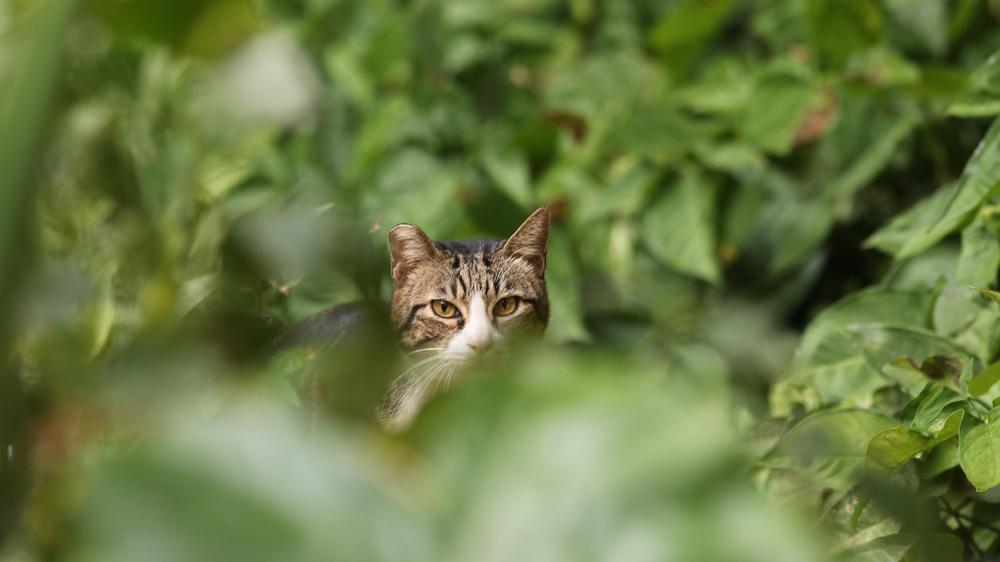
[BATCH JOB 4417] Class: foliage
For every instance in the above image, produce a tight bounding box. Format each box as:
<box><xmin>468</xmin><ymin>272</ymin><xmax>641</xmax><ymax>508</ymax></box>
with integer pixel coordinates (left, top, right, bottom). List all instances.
<box><xmin>2</xmin><ymin>0</ymin><xmax>1000</xmax><ymax>560</ymax></box>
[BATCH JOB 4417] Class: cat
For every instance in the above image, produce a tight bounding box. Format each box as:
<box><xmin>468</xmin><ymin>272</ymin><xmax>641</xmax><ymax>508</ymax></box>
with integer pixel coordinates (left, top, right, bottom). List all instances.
<box><xmin>275</xmin><ymin>208</ymin><xmax>550</xmax><ymax>430</ymax></box>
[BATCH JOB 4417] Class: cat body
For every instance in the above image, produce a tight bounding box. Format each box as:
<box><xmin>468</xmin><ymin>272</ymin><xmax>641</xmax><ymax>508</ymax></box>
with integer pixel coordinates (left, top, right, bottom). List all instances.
<box><xmin>279</xmin><ymin>208</ymin><xmax>551</xmax><ymax>429</ymax></box>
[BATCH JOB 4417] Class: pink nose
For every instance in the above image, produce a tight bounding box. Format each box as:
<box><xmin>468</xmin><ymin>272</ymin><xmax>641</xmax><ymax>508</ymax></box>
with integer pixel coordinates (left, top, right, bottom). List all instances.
<box><xmin>467</xmin><ymin>340</ymin><xmax>493</xmax><ymax>353</ymax></box>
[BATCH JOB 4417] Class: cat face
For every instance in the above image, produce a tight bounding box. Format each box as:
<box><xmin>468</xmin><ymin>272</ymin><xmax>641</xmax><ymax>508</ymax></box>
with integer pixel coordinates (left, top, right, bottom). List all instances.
<box><xmin>387</xmin><ymin>207</ymin><xmax>550</xmax><ymax>356</ymax></box>
<box><xmin>378</xmin><ymin>208</ymin><xmax>549</xmax><ymax>428</ymax></box>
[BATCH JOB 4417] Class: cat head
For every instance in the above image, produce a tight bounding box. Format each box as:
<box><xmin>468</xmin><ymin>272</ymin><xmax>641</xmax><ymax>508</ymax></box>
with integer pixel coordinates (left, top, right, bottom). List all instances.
<box><xmin>387</xmin><ymin>207</ymin><xmax>550</xmax><ymax>359</ymax></box>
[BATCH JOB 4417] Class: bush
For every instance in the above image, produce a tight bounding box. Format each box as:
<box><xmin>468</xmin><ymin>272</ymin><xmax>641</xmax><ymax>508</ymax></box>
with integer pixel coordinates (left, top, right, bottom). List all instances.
<box><xmin>2</xmin><ymin>1</ymin><xmax>1000</xmax><ymax>560</ymax></box>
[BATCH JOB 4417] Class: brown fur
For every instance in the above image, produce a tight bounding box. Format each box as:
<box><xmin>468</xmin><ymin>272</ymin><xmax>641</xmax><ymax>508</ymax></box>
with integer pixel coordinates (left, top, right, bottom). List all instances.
<box><xmin>377</xmin><ymin>208</ymin><xmax>551</xmax><ymax>427</ymax></box>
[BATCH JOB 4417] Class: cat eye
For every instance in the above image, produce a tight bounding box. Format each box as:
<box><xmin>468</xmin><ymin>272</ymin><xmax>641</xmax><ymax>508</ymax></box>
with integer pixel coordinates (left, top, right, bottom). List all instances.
<box><xmin>431</xmin><ymin>299</ymin><xmax>459</xmax><ymax>318</ymax></box>
<box><xmin>494</xmin><ymin>296</ymin><xmax>520</xmax><ymax>317</ymax></box>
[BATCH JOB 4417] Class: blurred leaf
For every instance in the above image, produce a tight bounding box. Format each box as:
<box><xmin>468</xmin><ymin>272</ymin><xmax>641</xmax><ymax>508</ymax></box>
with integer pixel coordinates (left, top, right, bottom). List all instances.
<box><xmin>613</xmin><ymin>105</ymin><xmax>712</xmax><ymax>161</ymax></box>
<box><xmin>544</xmin><ymin>51</ymin><xmax>660</xmax><ymax>122</ymax></box>
<box><xmin>88</xmin><ymin>269</ymin><xmax>116</xmax><ymax>358</ymax></box>
<box><xmin>363</xmin><ymin>148</ymin><xmax>461</xmax><ymax>234</ymax></box>
<box><xmin>678</xmin><ymin>57</ymin><xmax>754</xmax><ymax>116</ymax></box>
<box><xmin>903</xmin><ymin>533</ymin><xmax>964</xmax><ymax>562</ymax></box>
<box><xmin>948</xmin><ymin>49</ymin><xmax>1000</xmax><ymax>117</ymax></box>
<box><xmin>754</xmin><ymin>195</ymin><xmax>834</xmax><ymax>275</ymax></box>
<box><xmin>69</xmin><ymin>401</ymin><xmax>434</xmax><ymax>562</ymax></box>
<box><xmin>86</xmin><ymin>0</ymin><xmax>259</xmax><ymax>53</ymax></box>
<box><xmin>765</xmin><ymin>409</ymin><xmax>896</xmax><ymax>490</ymax></box>
<box><xmin>882</xmin><ymin>0</ymin><xmax>948</xmax><ymax>58</ymax></box>
<box><xmin>740</xmin><ymin>62</ymin><xmax>820</xmax><ymax>155</ymax></box>
<box><xmin>543</xmin><ymin>231</ymin><xmax>589</xmax><ymax>344</ymax></box>
<box><xmin>971</xmin><ymin>286</ymin><xmax>1000</xmax><ymax>305</ymax></box>
<box><xmin>805</xmin><ymin>0</ymin><xmax>884</xmax><ymax>69</ymax></box>
<box><xmin>0</xmin><ymin>0</ymin><xmax>73</xmax><ymax>300</ymax></box>
<box><xmin>481</xmin><ymin>142</ymin><xmax>532</xmax><ymax>208</ymax></box>
<box><xmin>413</xmin><ymin>354</ymin><xmax>824</xmax><ymax>562</ymax></box>
<box><xmin>647</xmin><ymin>0</ymin><xmax>735</xmax><ymax>77</ymax></box>
<box><xmin>641</xmin><ymin>171</ymin><xmax>720</xmax><ymax>283</ymax></box>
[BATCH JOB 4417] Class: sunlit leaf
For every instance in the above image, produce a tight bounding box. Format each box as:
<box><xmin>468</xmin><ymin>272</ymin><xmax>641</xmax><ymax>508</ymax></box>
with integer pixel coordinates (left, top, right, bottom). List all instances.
<box><xmin>956</xmin><ymin>216</ymin><xmax>1000</xmax><ymax>286</ymax></box>
<box><xmin>959</xmin><ymin>409</ymin><xmax>1000</xmax><ymax>491</ymax></box>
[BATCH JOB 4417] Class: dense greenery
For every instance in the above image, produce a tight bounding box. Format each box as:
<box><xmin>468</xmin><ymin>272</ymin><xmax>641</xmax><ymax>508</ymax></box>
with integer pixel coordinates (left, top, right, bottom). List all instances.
<box><xmin>3</xmin><ymin>0</ymin><xmax>1000</xmax><ymax>560</ymax></box>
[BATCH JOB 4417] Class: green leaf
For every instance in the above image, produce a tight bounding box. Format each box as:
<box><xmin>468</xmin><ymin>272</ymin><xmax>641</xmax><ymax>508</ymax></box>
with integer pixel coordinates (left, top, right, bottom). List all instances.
<box><xmin>968</xmin><ymin>360</ymin><xmax>1000</xmax><ymax>396</ymax></box>
<box><xmin>866</xmin><ymin>427</ymin><xmax>930</xmax><ymax>469</ymax></box>
<box><xmin>763</xmin><ymin>198</ymin><xmax>836</xmax><ymax>274</ymax></box>
<box><xmin>765</xmin><ymin>409</ymin><xmax>897</xmax><ymax>490</ymax></box>
<box><xmin>867</xmin><ymin>404</ymin><xmax>964</xmax><ymax>469</ymax></box>
<box><xmin>882</xmin><ymin>0</ymin><xmax>948</xmax><ymax>57</ymax></box>
<box><xmin>956</xmin><ymin>216</ymin><xmax>1000</xmax><ymax>286</ymax></box>
<box><xmin>805</xmin><ymin>0</ymin><xmax>883</xmax><ymax>69</ymax></box>
<box><xmin>884</xmin><ymin>118</ymin><xmax>1000</xmax><ymax>258</ymax></box>
<box><xmin>785</xmin><ymin>290</ymin><xmax>938</xmax><ymax>405</ymax></box>
<box><xmin>959</xmin><ymin>409</ymin><xmax>1000</xmax><ymax>491</ymax></box>
<box><xmin>917</xmin><ymin>441</ymin><xmax>960</xmax><ymax>479</ymax></box>
<box><xmin>647</xmin><ymin>0</ymin><xmax>736</xmax><ymax>76</ymax></box>
<box><xmin>903</xmin><ymin>533</ymin><xmax>964</xmax><ymax>562</ymax></box>
<box><xmin>544</xmin><ymin>52</ymin><xmax>658</xmax><ymax>121</ymax></box>
<box><xmin>481</xmin><ymin>142</ymin><xmax>533</xmax><ymax>208</ymax></box>
<box><xmin>543</xmin><ymin>231</ymin><xmax>590</xmax><ymax>344</ymax></box>
<box><xmin>0</xmin><ymin>0</ymin><xmax>74</xmax><ymax>300</ymax></box>
<box><xmin>740</xmin><ymin>63</ymin><xmax>820</xmax><ymax>155</ymax></box>
<box><xmin>972</xmin><ymin>286</ymin><xmax>1000</xmax><ymax>305</ymax></box>
<box><xmin>908</xmin><ymin>385</ymin><xmax>966</xmax><ymax>435</ymax></box>
<box><xmin>882</xmin><ymin>358</ymin><xmax>934</xmax><ymax>396</ymax></box>
<box><xmin>822</xmin><ymin>110</ymin><xmax>919</xmax><ymax>202</ymax></box>
<box><xmin>797</xmin><ymin>289</ymin><xmax>935</xmax><ymax>363</ymax></box>
<box><xmin>864</xmin><ymin>187</ymin><xmax>954</xmax><ymax>256</ymax></box>
<box><xmin>641</xmin><ymin>171</ymin><xmax>720</xmax><ymax>283</ymax></box>
<box><xmin>86</xmin><ymin>0</ymin><xmax>216</xmax><ymax>49</ymax></box>
<box><xmin>613</xmin><ymin>105</ymin><xmax>712</xmax><ymax>161</ymax></box>
<box><xmin>949</xmin><ymin>50</ymin><xmax>1000</xmax><ymax>118</ymax></box>
<box><xmin>931</xmin><ymin>409</ymin><xmax>965</xmax><ymax>444</ymax></box>
<box><xmin>835</xmin><ymin>534</ymin><xmax>914</xmax><ymax>562</ymax></box>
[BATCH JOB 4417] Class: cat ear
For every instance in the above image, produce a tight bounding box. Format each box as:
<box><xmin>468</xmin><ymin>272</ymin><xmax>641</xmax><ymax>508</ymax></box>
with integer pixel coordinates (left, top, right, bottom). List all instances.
<box><xmin>499</xmin><ymin>207</ymin><xmax>550</xmax><ymax>272</ymax></box>
<box><xmin>388</xmin><ymin>224</ymin><xmax>439</xmax><ymax>281</ymax></box>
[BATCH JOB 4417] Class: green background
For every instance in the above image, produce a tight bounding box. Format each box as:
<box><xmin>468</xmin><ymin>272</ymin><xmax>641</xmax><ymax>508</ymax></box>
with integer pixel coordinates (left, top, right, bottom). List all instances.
<box><xmin>3</xmin><ymin>0</ymin><xmax>1000</xmax><ymax>560</ymax></box>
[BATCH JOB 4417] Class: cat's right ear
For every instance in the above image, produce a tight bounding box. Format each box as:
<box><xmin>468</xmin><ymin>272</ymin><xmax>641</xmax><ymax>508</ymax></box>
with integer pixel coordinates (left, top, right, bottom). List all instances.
<box><xmin>388</xmin><ymin>224</ymin><xmax>438</xmax><ymax>281</ymax></box>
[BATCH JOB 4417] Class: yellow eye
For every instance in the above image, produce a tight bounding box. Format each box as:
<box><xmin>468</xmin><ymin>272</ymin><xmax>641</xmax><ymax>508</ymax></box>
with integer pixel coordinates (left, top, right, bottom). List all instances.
<box><xmin>494</xmin><ymin>296</ymin><xmax>520</xmax><ymax>317</ymax></box>
<box><xmin>431</xmin><ymin>300</ymin><xmax>459</xmax><ymax>318</ymax></box>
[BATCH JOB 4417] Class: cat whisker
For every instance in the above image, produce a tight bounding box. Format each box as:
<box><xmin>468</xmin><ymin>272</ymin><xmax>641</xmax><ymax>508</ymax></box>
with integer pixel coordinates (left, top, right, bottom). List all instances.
<box><xmin>431</xmin><ymin>361</ymin><xmax>455</xmax><ymax>396</ymax></box>
<box><xmin>397</xmin><ymin>355</ymin><xmax>443</xmax><ymax>376</ymax></box>
<box><xmin>406</xmin><ymin>347</ymin><xmax>447</xmax><ymax>355</ymax></box>
<box><xmin>406</xmin><ymin>361</ymin><xmax>447</xmax><ymax>411</ymax></box>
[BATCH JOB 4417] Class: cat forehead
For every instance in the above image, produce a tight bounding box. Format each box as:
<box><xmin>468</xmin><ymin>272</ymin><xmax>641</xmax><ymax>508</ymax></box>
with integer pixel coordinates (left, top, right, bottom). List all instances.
<box><xmin>396</xmin><ymin>238</ymin><xmax>539</xmax><ymax>296</ymax></box>
<box><xmin>433</xmin><ymin>239</ymin><xmax>503</xmax><ymax>256</ymax></box>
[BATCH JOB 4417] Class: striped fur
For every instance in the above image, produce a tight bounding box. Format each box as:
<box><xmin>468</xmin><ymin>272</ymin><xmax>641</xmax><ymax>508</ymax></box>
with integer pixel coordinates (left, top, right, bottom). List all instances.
<box><xmin>377</xmin><ymin>208</ymin><xmax>550</xmax><ymax>428</ymax></box>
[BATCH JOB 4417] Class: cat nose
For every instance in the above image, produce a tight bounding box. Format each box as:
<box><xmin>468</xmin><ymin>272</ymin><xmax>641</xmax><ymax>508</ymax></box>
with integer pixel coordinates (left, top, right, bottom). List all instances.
<box><xmin>467</xmin><ymin>339</ymin><xmax>494</xmax><ymax>354</ymax></box>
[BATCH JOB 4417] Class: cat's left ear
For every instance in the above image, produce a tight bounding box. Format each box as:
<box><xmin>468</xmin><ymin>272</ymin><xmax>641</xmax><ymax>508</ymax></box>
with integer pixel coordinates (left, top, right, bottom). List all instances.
<box><xmin>499</xmin><ymin>207</ymin><xmax>550</xmax><ymax>272</ymax></box>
